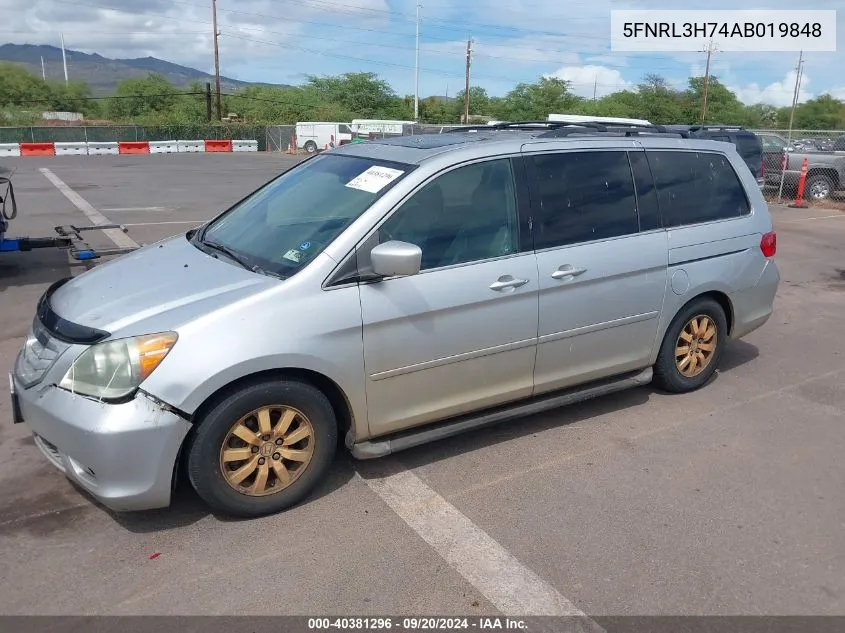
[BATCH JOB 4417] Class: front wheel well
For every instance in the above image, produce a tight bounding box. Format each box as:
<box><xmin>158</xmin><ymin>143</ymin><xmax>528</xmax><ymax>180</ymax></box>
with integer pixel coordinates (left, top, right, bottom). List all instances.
<box><xmin>185</xmin><ymin>368</ymin><xmax>354</xmax><ymax>445</ymax></box>
<box><xmin>806</xmin><ymin>169</ymin><xmax>839</xmax><ymax>187</ymax></box>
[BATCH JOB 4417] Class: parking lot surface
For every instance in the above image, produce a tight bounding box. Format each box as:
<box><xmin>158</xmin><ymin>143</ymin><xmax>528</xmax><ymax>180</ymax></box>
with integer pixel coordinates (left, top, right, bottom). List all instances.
<box><xmin>0</xmin><ymin>154</ymin><xmax>843</xmax><ymax>618</ymax></box>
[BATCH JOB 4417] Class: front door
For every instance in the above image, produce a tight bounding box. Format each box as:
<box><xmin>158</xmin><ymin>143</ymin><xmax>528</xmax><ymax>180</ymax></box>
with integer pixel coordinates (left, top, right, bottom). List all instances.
<box><xmin>526</xmin><ymin>148</ymin><xmax>669</xmax><ymax>394</ymax></box>
<box><xmin>359</xmin><ymin>157</ymin><xmax>540</xmax><ymax>437</ymax></box>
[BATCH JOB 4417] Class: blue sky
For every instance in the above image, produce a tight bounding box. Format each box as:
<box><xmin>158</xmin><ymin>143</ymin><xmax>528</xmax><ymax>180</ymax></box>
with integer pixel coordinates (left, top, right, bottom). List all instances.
<box><xmin>2</xmin><ymin>0</ymin><xmax>843</xmax><ymax>106</ymax></box>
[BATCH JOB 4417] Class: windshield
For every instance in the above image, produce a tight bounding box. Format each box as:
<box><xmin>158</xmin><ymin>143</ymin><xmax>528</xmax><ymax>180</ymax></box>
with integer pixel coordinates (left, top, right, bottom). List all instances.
<box><xmin>195</xmin><ymin>153</ymin><xmax>414</xmax><ymax>277</ymax></box>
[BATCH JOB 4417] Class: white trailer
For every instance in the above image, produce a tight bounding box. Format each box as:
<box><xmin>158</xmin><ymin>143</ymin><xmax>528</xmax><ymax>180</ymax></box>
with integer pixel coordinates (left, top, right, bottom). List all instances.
<box><xmin>350</xmin><ymin>119</ymin><xmax>415</xmax><ymax>136</ymax></box>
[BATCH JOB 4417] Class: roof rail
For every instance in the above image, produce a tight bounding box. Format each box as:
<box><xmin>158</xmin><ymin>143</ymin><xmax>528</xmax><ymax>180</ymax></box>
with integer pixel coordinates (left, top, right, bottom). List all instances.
<box><xmin>537</xmin><ymin>126</ymin><xmax>683</xmax><ymax>139</ymax></box>
<box><xmin>442</xmin><ymin>120</ymin><xmax>685</xmax><ymax>139</ymax></box>
<box><xmin>688</xmin><ymin>125</ymin><xmax>747</xmax><ymax>132</ymax></box>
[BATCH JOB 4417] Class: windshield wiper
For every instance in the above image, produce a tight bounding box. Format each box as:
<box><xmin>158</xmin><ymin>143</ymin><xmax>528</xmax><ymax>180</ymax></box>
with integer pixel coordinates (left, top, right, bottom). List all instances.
<box><xmin>200</xmin><ymin>240</ymin><xmax>254</xmax><ymax>271</ymax></box>
<box><xmin>200</xmin><ymin>239</ymin><xmax>286</xmax><ymax>279</ymax></box>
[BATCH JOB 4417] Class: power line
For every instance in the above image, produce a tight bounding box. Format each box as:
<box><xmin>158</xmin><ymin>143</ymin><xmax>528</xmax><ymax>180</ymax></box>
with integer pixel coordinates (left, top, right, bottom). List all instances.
<box><xmin>46</xmin><ymin>0</ymin><xmax>684</xmax><ymax>65</ymax></box>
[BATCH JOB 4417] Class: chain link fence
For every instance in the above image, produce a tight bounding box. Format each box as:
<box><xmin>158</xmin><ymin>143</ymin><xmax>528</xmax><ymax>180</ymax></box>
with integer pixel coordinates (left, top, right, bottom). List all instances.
<box><xmin>750</xmin><ymin>129</ymin><xmax>845</xmax><ymax>205</ymax></box>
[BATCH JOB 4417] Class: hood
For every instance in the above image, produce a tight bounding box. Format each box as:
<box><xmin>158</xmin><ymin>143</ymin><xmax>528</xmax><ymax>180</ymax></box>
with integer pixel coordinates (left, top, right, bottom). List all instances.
<box><xmin>47</xmin><ymin>234</ymin><xmax>275</xmax><ymax>335</ymax></box>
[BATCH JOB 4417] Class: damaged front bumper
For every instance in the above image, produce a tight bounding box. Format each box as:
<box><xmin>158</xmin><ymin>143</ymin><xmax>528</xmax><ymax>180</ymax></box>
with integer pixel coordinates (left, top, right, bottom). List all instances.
<box><xmin>13</xmin><ymin>375</ymin><xmax>191</xmax><ymax>512</ymax></box>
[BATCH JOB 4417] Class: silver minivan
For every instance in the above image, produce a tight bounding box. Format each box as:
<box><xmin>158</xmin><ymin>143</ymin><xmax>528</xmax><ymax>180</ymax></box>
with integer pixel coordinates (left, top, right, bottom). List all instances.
<box><xmin>11</xmin><ymin>123</ymin><xmax>780</xmax><ymax>517</ymax></box>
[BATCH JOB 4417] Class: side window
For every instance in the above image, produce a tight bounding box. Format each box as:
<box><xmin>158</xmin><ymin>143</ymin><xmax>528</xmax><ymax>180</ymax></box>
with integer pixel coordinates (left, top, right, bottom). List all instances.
<box><xmin>378</xmin><ymin>158</ymin><xmax>519</xmax><ymax>271</ymax></box>
<box><xmin>530</xmin><ymin>150</ymin><xmax>639</xmax><ymax>249</ymax></box>
<box><xmin>339</xmin><ymin>124</ymin><xmax>352</xmax><ymax>134</ymax></box>
<box><xmin>647</xmin><ymin>151</ymin><xmax>751</xmax><ymax>228</ymax></box>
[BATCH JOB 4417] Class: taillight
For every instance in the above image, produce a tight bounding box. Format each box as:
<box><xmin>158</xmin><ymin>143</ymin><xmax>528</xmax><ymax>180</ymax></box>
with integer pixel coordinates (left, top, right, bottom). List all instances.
<box><xmin>760</xmin><ymin>231</ymin><xmax>777</xmax><ymax>258</ymax></box>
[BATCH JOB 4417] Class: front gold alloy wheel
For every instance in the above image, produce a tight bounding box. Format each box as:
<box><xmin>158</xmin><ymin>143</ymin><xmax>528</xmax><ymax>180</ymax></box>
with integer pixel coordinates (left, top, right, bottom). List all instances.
<box><xmin>675</xmin><ymin>315</ymin><xmax>718</xmax><ymax>378</ymax></box>
<box><xmin>219</xmin><ymin>405</ymin><xmax>315</xmax><ymax>496</ymax></box>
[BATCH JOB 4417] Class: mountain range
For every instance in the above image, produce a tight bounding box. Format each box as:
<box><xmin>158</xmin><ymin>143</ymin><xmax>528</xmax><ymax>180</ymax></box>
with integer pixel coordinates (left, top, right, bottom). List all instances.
<box><xmin>0</xmin><ymin>43</ymin><xmax>291</xmax><ymax>94</ymax></box>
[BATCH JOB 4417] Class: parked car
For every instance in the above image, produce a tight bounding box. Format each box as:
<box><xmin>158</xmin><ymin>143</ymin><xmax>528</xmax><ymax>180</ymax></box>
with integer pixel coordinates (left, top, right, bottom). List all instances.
<box><xmin>11</xmin><ymin>123</ymin><xmax>780</xmax><ymax>518</ymax></box>
<box><xmin>765</xmin><ymin>134</ymin><xmax>845</xmax><ymax>200</ymax></box>
<box><xmin>295</xmin><ymin>122</ymin><xmax>354</xmax><ymax>154</ymax></box>
<box><xmin>666</xmin><ymin>125</ymin><xmax>765</xmax><ymax>187</ymax></box>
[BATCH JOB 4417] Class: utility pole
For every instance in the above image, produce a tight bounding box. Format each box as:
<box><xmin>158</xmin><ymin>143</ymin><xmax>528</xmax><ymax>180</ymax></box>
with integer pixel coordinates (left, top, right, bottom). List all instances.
<box><xmin>414</xmin><ymin>1</ymin><xmax>421</xmax><ymax>121</ymax></box>
<box><xmin>206</xmin><ymin>82</ymin><xmax>213</xmax><ymax>122</ymax></box>
<box><xmin>463</xmin><ymin>38</ymin><xmax>473</xmax><ymax>124</ymax></box>
<box><xmin>593</xmin><ymin>75</ymin><xmax>597</xmax><ymax>101</ymax></box>
<box><xmin>777</xmin><ymin>50</ymin><xmax>805</xmax><ymax>203</ymax></box>
<box><xmin>211</xmin><ymin>0</ymin><xmax>223</xmax><ymax>121</ymax></box>
<box><xmin>60</xmin><ymin>33</ymin><xmax>68</xmax><ymax>85</ymax></box>
<box><xmin>41</xmin><ymin>56</ymin><xmax>46</xmax><ymax>81</ymax></box>
<box><xmin>699</xmin><ymin>39</ymin><xmax>717</xmax><ymax>123</ymax></box>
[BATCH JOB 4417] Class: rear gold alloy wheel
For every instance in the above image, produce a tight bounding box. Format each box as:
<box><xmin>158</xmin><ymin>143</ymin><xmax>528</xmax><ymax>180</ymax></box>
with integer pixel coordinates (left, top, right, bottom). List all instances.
<box><xmin>675</xmin><ymin>315</ymin><xmax>718</xmax><ymax>378</ymax></box>
<box><xmin>219</xmin><ymin>405</ymin><xmax>315</xmax><ymax>496</ymax></box>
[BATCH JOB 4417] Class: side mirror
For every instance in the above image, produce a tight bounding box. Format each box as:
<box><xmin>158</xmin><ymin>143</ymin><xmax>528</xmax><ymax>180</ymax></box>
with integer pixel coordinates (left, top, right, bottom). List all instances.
<box><xmin>370</xmin><ymin>240</ymin><xmax>422</xmax><ymax>278</ymax></box>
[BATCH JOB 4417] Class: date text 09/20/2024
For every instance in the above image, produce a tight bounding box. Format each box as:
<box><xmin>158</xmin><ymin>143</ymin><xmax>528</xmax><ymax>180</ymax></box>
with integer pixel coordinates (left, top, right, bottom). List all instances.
<box><xmin>307</xmin><ymin>618</ymin><xmax>528</xmax><ymax>630</ymax></box>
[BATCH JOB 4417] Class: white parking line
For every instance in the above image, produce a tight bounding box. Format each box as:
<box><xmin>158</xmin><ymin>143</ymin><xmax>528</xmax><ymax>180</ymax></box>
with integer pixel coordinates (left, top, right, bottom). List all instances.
<box><xmin>359</xmin><ymin>468</ymin><xmax>604</xmax><ymax>628</ymax></box>
<box><xmin>780</xmin><ymin>213</ymin><xmax>845</xmax><ymax>223</ymax></box>
<box><xmin>100</xmin><ymin>206</ymin><xmax>177</xmax><ymax>212</ymax></box>
<box><xmin>39</xmin><ymin>168</ymin><xmax>139</xmax><ymax>249</ymax></box>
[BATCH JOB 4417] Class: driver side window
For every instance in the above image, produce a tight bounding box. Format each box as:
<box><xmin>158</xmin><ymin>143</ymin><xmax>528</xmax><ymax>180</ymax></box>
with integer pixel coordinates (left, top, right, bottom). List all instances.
<box><xmin>378</xmin><ymin>158</ymin><xmax>519</xmax><ymax>271</ymax></box>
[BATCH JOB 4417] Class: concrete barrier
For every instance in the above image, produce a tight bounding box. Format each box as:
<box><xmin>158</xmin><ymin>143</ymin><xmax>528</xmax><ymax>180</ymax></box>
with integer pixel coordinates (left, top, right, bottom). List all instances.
<box><xmin>0</xmin><ymin>143</ymin><xmax>21</xmax><ymax>157</ymax></box>
<box><xmin>87</xmin><ymin>142</ymin><xmax>119</xmax><ymax>156</ymax></box>
<box><xmin>119</xmin><ymin>141</ymin><xmax>150</xmax><ymax>155</ymax></box>
<box><xmin>149</xmin><ymin>141</ymin><xmax>179</xmax><ymax>154</ymax></box>
<box><xmin>177</xmin><ymin>140</ymin><xmax>205</xmax><ymax>153</ymax></box>
<box><xmin>55</xmin><ymin>142</ymin><xmax>89</xmax><ymax>156</ymax></box>
<box><xmin>232</xmin><ymin>140</ymin><xmax>258</xmax><ymax>152</ymax></box>
<box><xmin>20</xmin><ymin>142</ymin><xmax>55</xmax><ymax>157</ymax></box>
<box><xmin>204</xmin><ymin>139</ymin><xmax>233</xmax><ymax>153</ymax></box>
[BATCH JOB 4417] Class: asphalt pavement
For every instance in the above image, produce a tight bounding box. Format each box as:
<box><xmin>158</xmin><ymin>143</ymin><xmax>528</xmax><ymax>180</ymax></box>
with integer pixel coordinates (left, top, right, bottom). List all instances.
<box><xmin>0</xmin><ymin>154</ymin><xmax>843</xmax><ymax>619</ymax></box>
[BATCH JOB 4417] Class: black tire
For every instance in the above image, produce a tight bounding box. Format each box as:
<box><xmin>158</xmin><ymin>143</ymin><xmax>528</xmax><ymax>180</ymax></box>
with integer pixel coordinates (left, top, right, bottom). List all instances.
<box><xmin>804</xmin><ymin>174</ymin><xmax>834</xmax><ymax>201</ymax></box>
<box><xmin>304</xmin><ymin>141</ymin><xmax>317</xmax><ymax>154</ymax></box>
<box><xmin>653</xmin><ymin>297</ymin><xmax>728</xmax><ymax>394</ymax></box>
<box><xmin>187</xmin><ymin>379</ymin><xmax>337</xmax><ymax>518</ymax></box>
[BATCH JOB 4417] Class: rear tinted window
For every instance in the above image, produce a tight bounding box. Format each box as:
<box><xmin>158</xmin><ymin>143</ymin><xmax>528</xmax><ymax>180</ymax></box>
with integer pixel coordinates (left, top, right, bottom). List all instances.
<box><xmin>734</xmin><ymin>134</ymin><xmax>762</xmax><ymax>158</ymax></box>
<box><xmin>647</xmin><ymin>151</ymin><xmax>751</xmax><ymax>228</ymax></box>
<box><xmin>530</xmin><ymin>150</ymin><xmax>639</xmax><ymax>248</ymax></box>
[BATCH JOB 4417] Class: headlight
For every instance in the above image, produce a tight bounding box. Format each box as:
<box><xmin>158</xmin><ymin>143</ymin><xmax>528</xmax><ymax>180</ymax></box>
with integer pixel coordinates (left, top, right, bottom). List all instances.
<box><xmin>59</xmin><ymin>332</ymin><xmax>178</xmax><ymax>401</ymax></box>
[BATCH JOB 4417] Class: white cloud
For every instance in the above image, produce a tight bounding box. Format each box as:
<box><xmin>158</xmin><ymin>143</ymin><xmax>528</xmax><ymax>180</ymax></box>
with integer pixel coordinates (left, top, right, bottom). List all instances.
<box><xmin>545</xmin><ymin>64</ymin><xmax>633</xmax><ymax>98</ymax></box>
<box><xmin>729</xmin><ymin>70</ymin><xmax>812</xmax><ymax>106</ymax></box>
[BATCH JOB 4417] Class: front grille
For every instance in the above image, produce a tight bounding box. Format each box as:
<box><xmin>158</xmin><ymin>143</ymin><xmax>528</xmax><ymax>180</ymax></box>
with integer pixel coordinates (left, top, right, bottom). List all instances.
<box><xmin>15</xmin><ymin>318</ymin><xmax>70</xmax><ymax>388</ymax></box>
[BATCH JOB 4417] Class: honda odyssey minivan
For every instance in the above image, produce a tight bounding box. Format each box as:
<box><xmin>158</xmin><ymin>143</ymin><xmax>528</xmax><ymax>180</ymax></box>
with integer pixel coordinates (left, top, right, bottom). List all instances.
<box><xmin>11</xmin><ymin>122</ymin><xmax>780</xmax><ymax>517</ymax></box>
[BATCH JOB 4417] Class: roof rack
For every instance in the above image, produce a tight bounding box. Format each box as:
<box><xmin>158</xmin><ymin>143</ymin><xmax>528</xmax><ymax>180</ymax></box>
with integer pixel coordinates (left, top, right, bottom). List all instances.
<box><xmin>443</xmin><ymin>120</ymin><xmax>683</xmax><ymax>139</ymax></box>
<box><xmin>687</xmin><ymin>125</ymin><xmax>747</xmax><ymax>132</ymax></box>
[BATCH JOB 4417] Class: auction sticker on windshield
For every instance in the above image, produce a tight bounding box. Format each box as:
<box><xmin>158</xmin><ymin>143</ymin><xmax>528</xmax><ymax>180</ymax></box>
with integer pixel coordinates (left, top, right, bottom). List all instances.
<box><xmin>346</xmin><ymin>166</ymin><xmax>405</xmax><ymax>194</ymax></box>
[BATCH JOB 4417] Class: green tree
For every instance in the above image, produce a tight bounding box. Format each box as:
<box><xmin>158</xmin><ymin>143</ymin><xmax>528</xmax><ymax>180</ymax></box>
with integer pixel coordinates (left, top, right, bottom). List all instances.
<box><xmin>0</xmin><ymin>62</ymin><xmax>52</xmax><ymax>107</ymax></box>
<box><xmin>685</xmin><ymin>76</ymin><xmax>749</xmax><ymax>125</ymax></box>
<box><xmin>305</xmin><ymin>72</ymin><xmax>404</xmax><ymax>118</ymax></box>
<box><xmin>634</xmin><ymin>74</ymin><xmax>685</xmax><ymax>124</ymax></box>
<box><xmin>792</xmin><ymin>94</ymin><xmax>845</xmax><ymax>129</ymax></box>
<box><xmin>106</xmin><ymin>73</ymin><xmax>179</xmax><ymax>121</ymax></box>
<box><xmin>451</xmin><ymin>86</ymin><xmax>491</xmax><ymax>119</ymax></box>
<box><xmin>495</xmin><ymin>76</ymin><xmax>583</xmax><ymax>120</ymax></box>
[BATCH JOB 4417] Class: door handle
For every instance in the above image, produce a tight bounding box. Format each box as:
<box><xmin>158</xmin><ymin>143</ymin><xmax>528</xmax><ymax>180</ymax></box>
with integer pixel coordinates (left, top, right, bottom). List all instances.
<box><xmin>551</xmin><ymin>265</ymin><xmax>587</xmax><ymax>280</ymax></box>
<box><xmin>489</xmin><ymin>275</ymin><xmax>529</xmax><ymax>292</ymax></box>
